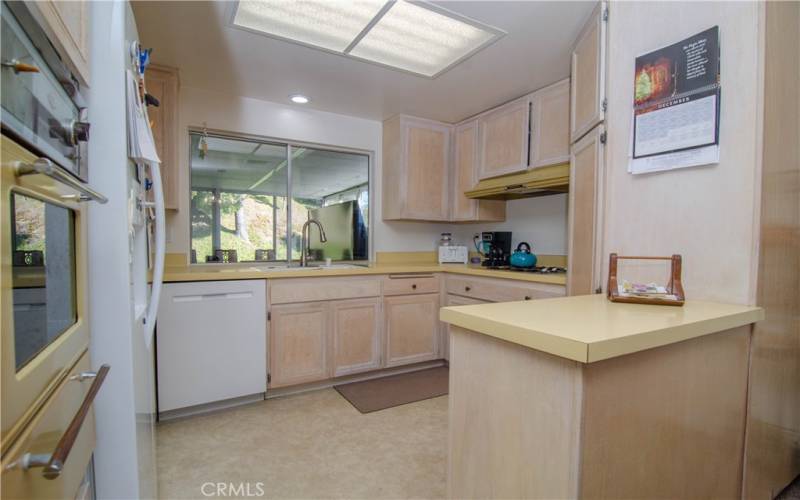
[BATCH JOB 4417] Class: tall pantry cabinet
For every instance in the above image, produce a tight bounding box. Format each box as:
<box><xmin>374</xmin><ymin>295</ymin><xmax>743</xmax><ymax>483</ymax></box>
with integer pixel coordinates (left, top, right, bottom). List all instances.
<box><xmin>566</xmin><ymin>1</ymin><xmax>608</xmax><ymax>296</ymax></box>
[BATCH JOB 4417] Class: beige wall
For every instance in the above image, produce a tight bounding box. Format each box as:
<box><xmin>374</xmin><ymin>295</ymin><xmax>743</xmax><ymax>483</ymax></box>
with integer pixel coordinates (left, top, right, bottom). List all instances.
<box><xmin>602</xmin><ymin>1</ymin><xmax>763</xmax><ymax>304</ymax></box>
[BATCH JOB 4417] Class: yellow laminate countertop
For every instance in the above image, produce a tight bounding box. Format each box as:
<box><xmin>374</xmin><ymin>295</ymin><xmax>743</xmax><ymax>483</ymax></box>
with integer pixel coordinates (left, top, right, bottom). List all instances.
<box><xmin>159</xmin><ymin>262</ymin><xmax>567</xmax><ymax>286</ymax></box>
<box><xmin>440</xmin><ymin>294</ymin><xmax>763</xmax><ymax>363</ymax></box>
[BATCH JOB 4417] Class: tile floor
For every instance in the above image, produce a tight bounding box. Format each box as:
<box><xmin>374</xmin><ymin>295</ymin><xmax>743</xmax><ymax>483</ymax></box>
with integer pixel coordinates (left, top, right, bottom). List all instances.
<box><xmin>156</xmin><ymin>389</ymin><xmax>448</xmax><ymax>499</ymax></box>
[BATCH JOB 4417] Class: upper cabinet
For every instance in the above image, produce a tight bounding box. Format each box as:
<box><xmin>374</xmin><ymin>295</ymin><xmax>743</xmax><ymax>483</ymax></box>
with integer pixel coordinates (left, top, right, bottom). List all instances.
<box><xmin>28</xmin><ymin>1</ymin><xmax>90</xmax><ymax>86</ymax></box>
<box><xmin>145</xmin><ymin>65</ymin><xmax>180</xmax><ymax>210</ymax></box>
<box><xmin>452</xmin><ymin>121</ymin><xmax>505</xmax><ymax>222</ymax></box>
<box><xmin>383</xmin><ymin>115</ymin><xmax>452</xmax><ymax>221</ymax></box>
<box><xmin>529</xmin><ymin>78</ymin><xmax>571</xmax><ymax>169</ymax></box>
<box><xmin>570</xmin><ymin>1</ymin><xmax>607</xmax><ymax>143</ymax></box>
<box><xmin>567</xmin><ymin>124</ymin><xmax>605</xmax><ymax>296</ymax></box>
<box><xmin>477</xmin><ymin>97</ymin><xmax>530</xmax><ymax>180</ymax></box>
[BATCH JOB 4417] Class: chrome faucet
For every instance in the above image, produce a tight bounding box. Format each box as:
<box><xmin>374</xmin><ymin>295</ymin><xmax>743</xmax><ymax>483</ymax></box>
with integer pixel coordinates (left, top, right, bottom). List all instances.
<box><xmin>300</xmin><ymin>219</ymin><xmax>327</xmax><ymax>267</ymax></box>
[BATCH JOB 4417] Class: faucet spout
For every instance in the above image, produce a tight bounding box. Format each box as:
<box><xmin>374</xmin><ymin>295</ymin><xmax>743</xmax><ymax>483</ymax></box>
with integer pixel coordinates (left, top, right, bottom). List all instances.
<box><xmin>300</xmin><ymin>219</ymin><xmax>327</xmax><ymax>267</ymax></box>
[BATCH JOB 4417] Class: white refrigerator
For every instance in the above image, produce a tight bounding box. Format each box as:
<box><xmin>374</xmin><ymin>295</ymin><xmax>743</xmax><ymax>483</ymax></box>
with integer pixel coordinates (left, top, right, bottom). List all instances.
<box><xmin>88</xmin><ymin>1</ymin><xmax>164</xmax><ymax>498</ymax></box>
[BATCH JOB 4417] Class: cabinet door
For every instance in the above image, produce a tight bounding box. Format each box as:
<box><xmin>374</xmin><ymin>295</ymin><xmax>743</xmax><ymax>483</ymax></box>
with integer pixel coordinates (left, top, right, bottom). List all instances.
<box><xmin>567</xmin><ymin>125</ymin><xmax>605</xmax><ymax>296</ymax></box>
<box><xmin>570</xmin><ymin>1</ymin><xmax>607</xmax><ymax>143</ymax></box>
<box><xmin>29</xmin><ymin>1</ymin><xmax>90</xmax><ymax>85</ymax></box>
<box><xmin>270</xmin><ymin>302</ymin><xmax>328</xmax><ymax>388</ymax></box>
<box><xmin>384</xmin><ymin>294</ymin><xmax>440</xmax><ymax>367</ymax></box>
<box><xmin>453</xmin><ymin>121</ymin><xmax>505</xmax><ymax>222</ymax></box>
<box><xmin>144</xmin><ymin>65</ymin><xmax>180</xmax><ymax>210</ymax></box>
<box><xmin>330</xmin><ymin>298</ymin><xmax>382</xmax><ymax>377</ymax></box>
<box><xmin>443</xmin><ymin>295</ymin><xmax>489</xmax><ymax>361</ymax></box>
<box><xmin>403</xmin><ymin>118</ymin><xmax>451</xmax><ymax>220</ymax></box>
<box><xmin>477</xmin><ymin>97</ymin><xmax>530</xmax><ymax>180</ymax></box>
<box><xmin>530</xmin><ymin>78</ymin><xmax>571</xmax><ymax>168</ymax></box>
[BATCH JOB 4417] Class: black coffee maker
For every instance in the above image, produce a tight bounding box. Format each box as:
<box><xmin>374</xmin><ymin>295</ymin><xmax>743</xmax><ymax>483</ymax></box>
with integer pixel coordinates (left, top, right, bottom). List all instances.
<box><xmin>480</xmin><ymin>231</ymin><xmax>512</xmax><ymax>268</ymax></box>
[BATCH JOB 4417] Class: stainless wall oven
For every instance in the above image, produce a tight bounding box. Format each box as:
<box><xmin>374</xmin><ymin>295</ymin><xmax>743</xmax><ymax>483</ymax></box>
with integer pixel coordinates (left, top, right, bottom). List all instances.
<box><xmin>1</xmin><ymin>3</ymin><xmax>107</xmax><ymax>499</ymax></box>
<box><xmin>1</xmin><ymin>1</ymin><xmax>90</xmax><ymax>181</ymax></box>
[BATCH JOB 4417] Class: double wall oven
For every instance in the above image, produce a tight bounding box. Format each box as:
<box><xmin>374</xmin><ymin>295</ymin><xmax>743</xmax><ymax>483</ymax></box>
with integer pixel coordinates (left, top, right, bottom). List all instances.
<box><xmin>1</xmin><ymin>2</ymin><xmax>107</xmax><ymax>499</ymax></box>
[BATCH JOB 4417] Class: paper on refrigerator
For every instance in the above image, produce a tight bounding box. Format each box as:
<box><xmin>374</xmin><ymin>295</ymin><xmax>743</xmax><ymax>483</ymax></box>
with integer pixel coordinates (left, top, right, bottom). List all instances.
<box><xmin>125</xmin><ymin>69</ymin><xmax>160</xmax><ymax>164</ymax></box>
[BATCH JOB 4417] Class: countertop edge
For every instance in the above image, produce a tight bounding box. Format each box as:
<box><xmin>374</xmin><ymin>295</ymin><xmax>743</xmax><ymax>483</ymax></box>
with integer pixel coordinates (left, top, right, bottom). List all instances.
<box><xmin>585</xmin><ymin>307</ymin><xmax>765</xmax><ymax>362</ymax></box>
<box><xmin>440</xmin><ymin>306</ymin><xmax>589</xmax><ymax>362</ymax></box>
<box><xmin>158</xmin><ymin>264</ymin><xmax>567</xmax><ymax>286</ymax></box>
<box><xmin>440</xmin><ymin>299</ymin><xmax>764</xmax><ymax>363</ymax></box>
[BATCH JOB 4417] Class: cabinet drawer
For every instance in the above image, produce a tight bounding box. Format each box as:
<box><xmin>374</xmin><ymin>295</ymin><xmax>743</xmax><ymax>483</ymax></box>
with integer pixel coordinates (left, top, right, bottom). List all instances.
<box><xmin>270</xmin><ymin>277</ymin><xmax>381</xmax><ymax>304</ymax></box>
<box><xmin>382</xmin><ymin>274</ymin><xmax>440</xmax><ymax>296</ymax></box>
<box><xmin>1</xmin><ymin>351</ymin><xmax>96</xmax><ymax>499</ymax></box>
<box><xmin>446</xmin><ymin>276</ymin><xmax>565</xmax><ymax>303</ymax></box>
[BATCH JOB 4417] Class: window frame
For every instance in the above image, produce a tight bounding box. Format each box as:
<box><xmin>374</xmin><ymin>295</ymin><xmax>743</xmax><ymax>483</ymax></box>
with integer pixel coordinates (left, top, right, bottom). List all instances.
<box><xmin>187</xmin><ymin>128</ymin><xmax>374</xmax><ymax>265</ymax></box>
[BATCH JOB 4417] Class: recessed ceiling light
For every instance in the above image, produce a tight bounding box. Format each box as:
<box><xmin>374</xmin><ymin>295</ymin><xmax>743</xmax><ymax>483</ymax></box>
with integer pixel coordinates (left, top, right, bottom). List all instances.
<box><xmin>289</xmin><ymin>94</ymin><xmax>310</xmax><ymax>104</ymax></box>
<box><xmin>230</xmin><ymin>0</ymin><xmax>504</xmax><ymax>78</ymax></box>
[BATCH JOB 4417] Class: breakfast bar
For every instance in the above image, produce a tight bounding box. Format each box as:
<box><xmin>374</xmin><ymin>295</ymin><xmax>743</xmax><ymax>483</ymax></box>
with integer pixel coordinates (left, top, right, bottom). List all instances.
<box><xmin>440</xmin><ymin>295</ymin><xmax>764</xmax><ymax>499</ymax></box>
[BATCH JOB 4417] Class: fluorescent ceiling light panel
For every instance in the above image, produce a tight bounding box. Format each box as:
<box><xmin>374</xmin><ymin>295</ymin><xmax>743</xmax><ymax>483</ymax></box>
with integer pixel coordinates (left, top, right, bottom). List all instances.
<box><xmin>233</xmin><ymin>0</ymin><xmax>387</xmax><ymax>52</ymax></box>
<box><xmin>231</xmin><ymin>0</ymin><xmax>503</xmax><ymax>78</ymax></box>
<box><xmin>350</xmin><ymin>1</ymin><xmax>499</xmax><ymax>77</ymax></box>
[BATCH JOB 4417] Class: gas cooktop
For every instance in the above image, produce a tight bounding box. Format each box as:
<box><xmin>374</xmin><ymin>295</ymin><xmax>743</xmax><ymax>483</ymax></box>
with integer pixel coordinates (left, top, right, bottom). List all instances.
<box><xmin>482</xmin><ymin>265</ymin><xmax>567</xmax><ymax>274</ymax></box>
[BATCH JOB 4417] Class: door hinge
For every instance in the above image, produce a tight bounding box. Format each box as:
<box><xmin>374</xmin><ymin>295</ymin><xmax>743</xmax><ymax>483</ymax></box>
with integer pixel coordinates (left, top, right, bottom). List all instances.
<box><xmin>600</xmin><ymin>131</ymin><xmax>607</xmax><ymax>144</ymax></box>
<box><xmin>602</xmin><ymin>6</ymin><xmax>609</xmax><ymax>21</ymax></box>
<box><xmin>601</xmin><ymin>98</ymin><xmax>608</xmax><ymax>112</ymax></box>
<box><xmin>267</xmin><ymin>311</ymin><xmax>271</xmax><ymax>321</ymax></box>
<box><xmin>267</xmin><ymin>373</ymin><xmax>271</xmax><ymax>384</ymax></box>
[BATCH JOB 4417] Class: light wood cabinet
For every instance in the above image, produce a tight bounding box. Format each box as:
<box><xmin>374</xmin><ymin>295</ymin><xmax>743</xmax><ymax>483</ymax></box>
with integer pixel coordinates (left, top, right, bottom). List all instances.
<box><xmin>382</xmin><ymin>115</ymin><xmax>451</xmax><ymax>221</ymax></box>
<box><xmin>529</xmin><ymin>78</ymin><xmax>571</xmax><ymax>168</ymax></box>
<box><xmin>384</xmin><ymin>294</ymin><xmax>440</xmax><ymax>367</ymax></box>
<box><xmin>452</xmin><ymin>121</ymin><xmax>506</xmax><ymax>222</ymax></box>
<box><xmin>29</xmin><ymin>1</ymin><xmax>90</xmax><ymax>86</ymax></box>
<box><xmin>567</xmin><ymin>125</ymin><xmax>605</xmax><ymax>296</ymax></box>
<box><xmin>570</xmin><ymin>1</ymin><xmax>607</xmax><ymax>143</ymax></box>
<box><xmin>443</xmin><ymin>295</ymin><xmax>489</xmax><ymax>361</ymax></box>
<box><xmin>477</xmin><ymin>97</ymin><xmax>530</xmax><ymax>180</ymax></box>
<box><xmin>269</xmin><ymin>302</ymin><xmax>328</xmax><ymax>388</ymax></box>
<box><xmin>145</xmin><ymin>65</ymin><xmax>180</xmax><ymax>210</ymax></box>
<box><xmin>330</xmin><ymin>298</ymin><xmax>382</xmax><ymax>377</ymax></box>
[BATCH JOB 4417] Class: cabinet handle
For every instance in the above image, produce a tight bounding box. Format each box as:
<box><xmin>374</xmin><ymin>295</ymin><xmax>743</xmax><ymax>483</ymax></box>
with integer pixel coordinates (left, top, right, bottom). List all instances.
<box><xmin>412</xmin><ymin>284</ymin><xmax>417</xmax><ymax>290</ymax></box>
<box><xmin>465</xmin><ymin>286</ymin><xmax>471</xmax><ymax>292</ymax></box>
<box><xmin>524</xmin><ymin>296</ymin><xmax>532</xmax><ymax>301</ymax></box>
<box><xmin>16</xmin><ymin>364</ymin><xmax>110</xmax><ymax>479</ymax></box>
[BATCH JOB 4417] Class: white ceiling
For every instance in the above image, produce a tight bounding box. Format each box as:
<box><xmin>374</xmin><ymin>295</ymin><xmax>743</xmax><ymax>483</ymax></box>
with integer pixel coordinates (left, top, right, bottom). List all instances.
<box><xmin>132</xmin><ymin>1</ymin><xmax>595</xmax><ymax>123</ymax></box>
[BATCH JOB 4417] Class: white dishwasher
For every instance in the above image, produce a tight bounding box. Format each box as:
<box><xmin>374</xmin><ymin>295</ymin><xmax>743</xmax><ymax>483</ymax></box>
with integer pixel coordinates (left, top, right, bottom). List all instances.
<box><xmin>156</xmin><ymin>279</ymin><xmax>267</xmax><ymax>413</ymax></box>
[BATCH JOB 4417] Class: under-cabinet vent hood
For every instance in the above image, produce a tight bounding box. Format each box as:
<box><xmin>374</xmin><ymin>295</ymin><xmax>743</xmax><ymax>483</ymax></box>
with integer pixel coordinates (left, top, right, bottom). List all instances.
<box><xmin>465</xmin><ymin>163</ymin><xmax>569</xmax><ymax>200</ymax></box>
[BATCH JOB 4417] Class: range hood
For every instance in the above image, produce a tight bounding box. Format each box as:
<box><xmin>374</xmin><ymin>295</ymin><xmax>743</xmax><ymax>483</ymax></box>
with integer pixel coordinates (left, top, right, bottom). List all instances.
<box><xmin>465</xmin><ymin>163</ymin><xmax>569</xmax><ymax>200</ymax></box>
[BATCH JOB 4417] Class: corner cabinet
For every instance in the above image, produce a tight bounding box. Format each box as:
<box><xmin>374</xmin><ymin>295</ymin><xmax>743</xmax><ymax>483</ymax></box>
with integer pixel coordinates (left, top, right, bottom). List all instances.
<box><xmin>384</xmin><ymin>294</ymin><xmax>440</xmax><ymax>367</ymax></box>
<box><xmin>28</xmin><ymin>1</ymin><xmax>90</xmax><ymax>86</ymax></box>
<box><xmin>570</xmin><ymin>1</ymin><xmax>607</xmax><ymax>142</ymax></box>
<box><xmin>529</xmin><ymin>78</ymin><xmax>571</xmax><ymax>169</ymax></box>
<box><xmin>452</xmin><ymin>121</ymin><xmax>506</xmax><ymax>222</ymax></box>
<box><xmin>382</xmin><ymin>115</ymin><xmax>451</xmax><ymax>221</ymax></box>
<box><xmin>567</xmin><ymin>124</ymin><xmax>605</xmax><ymax>296</ymax></box>
<box><xmin>477</xmin><ymin>97</ymin><xmax>530</xmax><ymax>180</ymax></box>
<box><xmin>145</xmin><ymin>65</ymin><xmax>180</xmax><ymax>210</ymax></box>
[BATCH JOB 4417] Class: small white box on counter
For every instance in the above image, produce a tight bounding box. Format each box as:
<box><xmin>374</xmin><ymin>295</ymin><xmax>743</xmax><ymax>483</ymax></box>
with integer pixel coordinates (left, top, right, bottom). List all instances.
<box><xmin>438</xmin><ymin>246</ymin><xmax>469</xmax><ymax>264</ymax></box>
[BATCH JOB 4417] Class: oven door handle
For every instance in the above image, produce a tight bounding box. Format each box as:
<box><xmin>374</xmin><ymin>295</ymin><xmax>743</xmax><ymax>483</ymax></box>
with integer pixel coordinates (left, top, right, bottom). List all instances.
<box><xmin>15</xmin><ymin>158</ymin><xmax>108</xmax><ymax>204</ymax></box>
<box><xmin>17</xmin><ymin>364</ymin><xmax>110</xmax><ymax>480</ymax></box>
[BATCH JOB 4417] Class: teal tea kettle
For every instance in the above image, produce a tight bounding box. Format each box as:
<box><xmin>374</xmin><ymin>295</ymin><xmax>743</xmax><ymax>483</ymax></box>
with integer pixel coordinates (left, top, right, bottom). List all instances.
<box><xmin>510</xmin><ymin>242</ymin><xmax>537</xmax><ymax>268</ymax></box>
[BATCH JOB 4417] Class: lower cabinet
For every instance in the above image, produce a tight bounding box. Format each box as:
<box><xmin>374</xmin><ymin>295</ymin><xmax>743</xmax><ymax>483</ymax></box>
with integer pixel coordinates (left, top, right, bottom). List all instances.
<box><xmin>443</xmin><ymin>294</ymin><xmax>490</xmax><ymax>361</ymax></box>
<box><xmin>330</xmin><ymin>298</ymin><xmax>382</xmax><ymax>377</ymax></box>
<box><xmin>384</xmin><ymin>294</ymin><xmax>441</xmax><ymax>367</ymax></box>
<box><xmin>270</xmin><ymin>297</ymin><xmax>383</xmax><ymax>388</ymax></box>
<box><xmin>269</xmin><ymin>302</ymin><xmax>329</xmax><ymax>388</ymax></box>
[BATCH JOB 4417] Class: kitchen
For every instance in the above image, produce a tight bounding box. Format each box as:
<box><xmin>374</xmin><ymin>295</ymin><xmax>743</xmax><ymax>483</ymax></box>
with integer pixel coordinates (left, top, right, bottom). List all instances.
<box><xmin>0</xmin><ymin>1</ymin><xmax>797</xmax><ymax>500</ymax></box>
